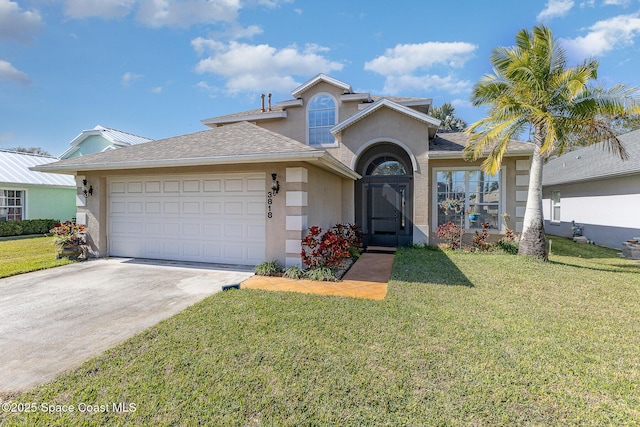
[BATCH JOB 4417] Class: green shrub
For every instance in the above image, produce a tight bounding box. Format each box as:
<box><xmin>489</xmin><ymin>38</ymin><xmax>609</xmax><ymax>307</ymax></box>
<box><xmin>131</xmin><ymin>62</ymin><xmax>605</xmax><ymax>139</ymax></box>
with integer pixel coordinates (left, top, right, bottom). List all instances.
<box><xmin>0</xmin><ymin>219</ymin><xmax>59</xmax><ymax>237</ymax></box>
<box><xmin>254</xmin><ymin>260</ymin><xmax>282</xmax><ymax>276</ymax></box>
<box><xmin>305</xmin><ymin>267</ymin><xmax>336</xmax><ymax>281</ymax></box>
<box><xmin>496</xmin><ymin>239</ymin><xmax>519</xmax><ymax>255</ymax></box>
<box><xmin>283</xmin><ymin>265</ymin><xmax>304</xmax><ymax>279</ymax></box>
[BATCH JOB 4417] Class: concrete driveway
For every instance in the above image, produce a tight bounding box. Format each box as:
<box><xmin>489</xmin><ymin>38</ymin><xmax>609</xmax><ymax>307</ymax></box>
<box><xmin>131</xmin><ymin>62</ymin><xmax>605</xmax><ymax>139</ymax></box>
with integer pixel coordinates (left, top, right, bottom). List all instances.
<box><xmin>0</xmin><ymin>258</ymin><xmax>253</xmax><ymax>393</ymax></box>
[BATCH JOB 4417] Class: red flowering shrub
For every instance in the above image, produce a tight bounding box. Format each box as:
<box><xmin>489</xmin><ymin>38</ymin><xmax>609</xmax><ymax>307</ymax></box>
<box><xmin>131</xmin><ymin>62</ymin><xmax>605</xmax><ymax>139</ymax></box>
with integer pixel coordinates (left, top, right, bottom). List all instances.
<box><xmin>49</xmin><ymin>221</ymin><xmax>86</xmax><ymax>246</ymax></box>
<box><xmin>436</xmin><ymin>221</ymin><xmax>463</xmax><ymax>250</ymax></box>
<box><xmin>473</xmin><ymin>222</ymin><xmax>491</xmax><ymax>250</ymax></box>
<box><xmin>301</xmin><ymin>223</ymin><xmax>362</xmax><ymax>269</ymax></box>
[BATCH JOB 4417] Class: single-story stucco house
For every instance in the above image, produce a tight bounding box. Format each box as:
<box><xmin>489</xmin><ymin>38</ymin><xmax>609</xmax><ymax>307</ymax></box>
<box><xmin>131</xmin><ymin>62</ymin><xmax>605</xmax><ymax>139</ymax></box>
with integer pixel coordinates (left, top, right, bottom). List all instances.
<box><xmin>542</xmin><ymin>128</ymin><xmax>640</xmax><ymax>249</ymax></box>
<box><xmin>34</xmin><ymin>74</ymin><xmax>533</xmax><ymax>266</ymax></box>
<box><xmin>0</xmin><ymin>150</ymin><xmax>76</xmax><ymax>222</ymax></box>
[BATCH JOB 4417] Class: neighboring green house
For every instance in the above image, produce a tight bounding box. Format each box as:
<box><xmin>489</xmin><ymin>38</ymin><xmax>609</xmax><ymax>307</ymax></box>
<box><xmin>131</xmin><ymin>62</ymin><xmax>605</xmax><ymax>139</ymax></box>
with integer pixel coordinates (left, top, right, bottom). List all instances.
<box><xmin>60</xmin><ymin>125</ymin><xmax>153</xmax><ymax>159</ymax></box>
<box><xmin>0</xmin><ymin>150</ymin><xmax>76</xmax><ymax>222</ymax></box>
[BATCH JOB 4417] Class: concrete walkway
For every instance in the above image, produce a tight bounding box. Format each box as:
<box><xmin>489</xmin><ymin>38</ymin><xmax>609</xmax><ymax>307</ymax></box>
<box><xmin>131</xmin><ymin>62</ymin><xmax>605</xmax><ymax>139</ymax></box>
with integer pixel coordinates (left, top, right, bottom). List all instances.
<box><xmin>0</xmin><ymin>258</ymin><xmax>253</xmax><ymax>393</ymax></box>
<box><xmin>241</xmin><ymin>247</ymin><xmax>395</xmax><ymax>300</ymax></box>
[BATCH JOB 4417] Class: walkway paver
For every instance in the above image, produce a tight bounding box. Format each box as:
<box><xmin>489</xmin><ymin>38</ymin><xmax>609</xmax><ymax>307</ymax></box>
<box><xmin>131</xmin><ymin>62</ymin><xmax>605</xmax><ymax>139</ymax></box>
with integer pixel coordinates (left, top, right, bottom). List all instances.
<box><xmin>241</xmin><ymin>247</ymin><xmax>395</xmax><ymax>300</ymax></box>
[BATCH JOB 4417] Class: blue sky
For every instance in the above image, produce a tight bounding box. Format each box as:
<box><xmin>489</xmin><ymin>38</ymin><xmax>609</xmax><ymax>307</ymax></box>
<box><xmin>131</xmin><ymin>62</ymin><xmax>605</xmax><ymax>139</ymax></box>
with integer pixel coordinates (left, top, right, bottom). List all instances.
<box><xmin>1</xmin><ymin>0</ymin><xmax>640</xmax><ymax>156</ymax></box>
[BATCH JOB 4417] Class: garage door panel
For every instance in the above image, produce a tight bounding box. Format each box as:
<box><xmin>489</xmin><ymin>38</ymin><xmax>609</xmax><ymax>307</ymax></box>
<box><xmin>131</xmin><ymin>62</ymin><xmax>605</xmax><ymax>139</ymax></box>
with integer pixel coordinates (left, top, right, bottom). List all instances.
<box><xmin>109</xmin><ymin>173</ymin><xmax>266</xmax><ymax>265</ymax></box>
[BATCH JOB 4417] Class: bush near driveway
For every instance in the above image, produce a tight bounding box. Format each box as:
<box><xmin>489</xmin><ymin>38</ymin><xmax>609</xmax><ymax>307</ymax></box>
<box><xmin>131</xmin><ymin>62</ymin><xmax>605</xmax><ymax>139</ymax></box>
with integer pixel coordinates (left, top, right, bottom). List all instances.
<box><xmin>0</xmin><ymin>236</ymin><xmax>75</xmax><ymax>279</ymax></box>
<box><xmin>2</xmin><ymin>237</ymin><xmax>639</xmax><ymax>426</ymax></box>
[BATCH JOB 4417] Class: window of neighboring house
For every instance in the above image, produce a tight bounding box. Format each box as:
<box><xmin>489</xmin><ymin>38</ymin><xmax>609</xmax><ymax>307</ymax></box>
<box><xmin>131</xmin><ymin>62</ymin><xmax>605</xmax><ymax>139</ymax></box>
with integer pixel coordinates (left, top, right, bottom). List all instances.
<box><xmin>308</xmin><ymin>94</ymin><xmax>336</xmax><ymax>146</ymax></box>
<box><xmin>0</xmin><ymin>190</ymin><xmax>24</xmax><ymax>221</ymax></box>
<box><xmin>551</xmin><ymin>191</ymin><xmax>561</xmax><ymax>222</ymax></box>
<box><xmin>435</xmin><ymin>169</ymin><xmax>502</xmax><ymax>230</ymax></box>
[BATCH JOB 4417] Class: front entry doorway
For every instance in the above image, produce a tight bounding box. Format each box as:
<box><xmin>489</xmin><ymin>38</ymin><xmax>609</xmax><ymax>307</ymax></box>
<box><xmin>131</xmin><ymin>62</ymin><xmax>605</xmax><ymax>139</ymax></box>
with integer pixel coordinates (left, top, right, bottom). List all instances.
<box><xmin>355</xmin><ymin>144</ymin><xmax>413</xmax><ymax>247</ymax></box>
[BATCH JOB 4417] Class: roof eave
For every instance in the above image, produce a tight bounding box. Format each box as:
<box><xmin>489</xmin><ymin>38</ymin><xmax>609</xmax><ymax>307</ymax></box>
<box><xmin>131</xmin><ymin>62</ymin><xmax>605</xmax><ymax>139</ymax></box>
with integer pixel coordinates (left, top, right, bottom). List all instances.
<box><xmin>32</xmin><ymin>150</ymin><xmax>360</xmax><ymax>180</ymax></box>
<box><xmin>428</xmin><ymin>150</ymin><xmax>534</xmax><ymax>160</ymax></box>
<box><xmin>543</xmin><ymin>168</ymin><xmax>640</xmax><ymax>187</ymax></box>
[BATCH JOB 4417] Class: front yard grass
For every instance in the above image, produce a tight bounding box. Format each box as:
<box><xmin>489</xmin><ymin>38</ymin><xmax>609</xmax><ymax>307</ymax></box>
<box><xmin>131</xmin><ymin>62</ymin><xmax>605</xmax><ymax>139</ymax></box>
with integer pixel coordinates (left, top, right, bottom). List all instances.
<box><xmin>1</xmin><ymin>237</ymin><xmax>639</xmax><ymax>425</ymax></box>
<box><xmin>0</xmin><ymin>236</ymin><xmax>75</xmax><ymax>279</ymax></box>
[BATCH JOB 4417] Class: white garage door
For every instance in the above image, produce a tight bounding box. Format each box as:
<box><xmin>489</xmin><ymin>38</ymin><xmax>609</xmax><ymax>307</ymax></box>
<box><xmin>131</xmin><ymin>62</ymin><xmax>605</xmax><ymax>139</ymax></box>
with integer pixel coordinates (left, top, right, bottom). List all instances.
<box><xmin>108</xmin><ymin>173</ymin><xmax>266</xmax><ymax>265</ymax></box>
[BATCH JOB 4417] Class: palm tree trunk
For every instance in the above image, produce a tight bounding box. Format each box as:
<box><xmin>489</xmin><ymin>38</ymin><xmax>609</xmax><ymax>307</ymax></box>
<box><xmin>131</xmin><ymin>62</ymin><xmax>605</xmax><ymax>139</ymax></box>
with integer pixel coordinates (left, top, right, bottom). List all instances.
<box><xmin>518</xmin><ymin>133</ymin><xmax>548</xmax><ymax>259</ymax></box>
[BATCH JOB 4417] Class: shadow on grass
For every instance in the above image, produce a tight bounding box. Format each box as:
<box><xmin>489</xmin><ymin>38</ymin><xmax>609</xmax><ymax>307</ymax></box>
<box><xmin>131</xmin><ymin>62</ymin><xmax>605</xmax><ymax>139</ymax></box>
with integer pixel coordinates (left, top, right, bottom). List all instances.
<box><xmin>549</xmin><ymin>259</ymin><xmax>640</xmax><ymax>274</ymax></box>
<box><xmin>391</xmin><ymin>246</ymin><xmax>474</xmax><ymax>287</ymax></box>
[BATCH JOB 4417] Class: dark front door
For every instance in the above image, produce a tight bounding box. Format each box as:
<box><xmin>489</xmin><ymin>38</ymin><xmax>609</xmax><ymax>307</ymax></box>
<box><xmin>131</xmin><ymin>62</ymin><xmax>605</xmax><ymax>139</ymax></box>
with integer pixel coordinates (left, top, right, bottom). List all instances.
<box><xmin>361</xmin><ymin>176</ymin><xmax>412</xmax><ymax>247</ymax></box>
<box><xmin>355</xmin><ymin>144</ymin><xmax>414</xmax><ymax>248</ymax></box>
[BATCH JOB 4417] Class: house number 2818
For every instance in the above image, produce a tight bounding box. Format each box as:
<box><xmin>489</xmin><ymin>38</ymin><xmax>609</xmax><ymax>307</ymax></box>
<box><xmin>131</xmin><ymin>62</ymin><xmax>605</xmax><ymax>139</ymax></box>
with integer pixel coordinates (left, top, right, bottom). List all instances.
<box><xmin>267</xmin><ymin>191</ymin><xmax>273</xmax><ymax>218</ymax></box>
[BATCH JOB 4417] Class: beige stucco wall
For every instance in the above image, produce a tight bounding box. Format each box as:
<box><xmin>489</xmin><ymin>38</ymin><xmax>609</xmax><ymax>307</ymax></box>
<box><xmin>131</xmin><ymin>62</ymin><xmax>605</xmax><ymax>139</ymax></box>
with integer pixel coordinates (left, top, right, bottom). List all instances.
<box><xmin>258</xmin><ymin>81</ymin><xmax>361</xmax><ymax>145</ymax></box>
<box><xmin>77</xmin><ymin>161</ymin><xmax>351</xmax><ymax>266</ymax></box>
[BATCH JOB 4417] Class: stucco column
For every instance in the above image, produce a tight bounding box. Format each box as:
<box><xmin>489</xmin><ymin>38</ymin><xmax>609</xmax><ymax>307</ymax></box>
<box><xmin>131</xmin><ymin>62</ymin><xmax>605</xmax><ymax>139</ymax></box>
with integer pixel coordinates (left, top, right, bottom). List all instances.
<box><xmin>284</xmin><ymin>167</ymin><xmax>308</xmax><ymax>267</ymax></box>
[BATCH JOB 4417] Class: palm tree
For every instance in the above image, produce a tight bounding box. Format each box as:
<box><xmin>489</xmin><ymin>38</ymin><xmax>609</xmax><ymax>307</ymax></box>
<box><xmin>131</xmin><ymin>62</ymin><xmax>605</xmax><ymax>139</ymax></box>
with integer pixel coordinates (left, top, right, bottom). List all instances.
<box><xmin>464</xmin><ymin>24</ymin><xmax>639</xmax><ymax>260</ymax></box>
<box><xmin>430</xmin><ymin>103</ymin><xmax>468</xmax><ymax>131</ymax></box>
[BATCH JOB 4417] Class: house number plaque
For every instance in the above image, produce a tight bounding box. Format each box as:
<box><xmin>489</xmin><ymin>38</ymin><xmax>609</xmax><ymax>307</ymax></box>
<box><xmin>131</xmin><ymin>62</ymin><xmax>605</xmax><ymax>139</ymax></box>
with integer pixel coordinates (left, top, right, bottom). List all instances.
<box><xmin>267</xmin><ymin>191</ymin><xmax>273</xmax><ymax>218</ymax></box>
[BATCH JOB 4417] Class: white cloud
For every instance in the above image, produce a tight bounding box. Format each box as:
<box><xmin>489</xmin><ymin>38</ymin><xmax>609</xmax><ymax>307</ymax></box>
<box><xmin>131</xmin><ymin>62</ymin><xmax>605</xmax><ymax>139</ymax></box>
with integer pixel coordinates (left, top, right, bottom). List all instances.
<box><xmin>603</xmin><ymin>0</ymin><xmax>631</xmax><ymax>6</ymax></box>
<box><xmin>136</xmin><ymin>0</ymin><xmax>240</xmax><ymax>28</ymax></box>
<box><xmin>196</xmin><ymin>81</ymin><xmax>219</xmax><ymax>98</ymax></box>
<box><xmin>380</xmin><ymin>74</ymin><xmax>472</xmax><ymax>96</ymax></box>
<box><xmin>364</xmin><ymin>42</ymin><xmax>476</xmax><ymax>95</ymax></box>
<box><xmin>194</xmin><ymin>41</ymin><xmax>343</xmax><ymax>94</ymax></box>
<box><xmin>364</xmin><ymin>42</ymin><xmax>477</xmax><ymax>76</ymax></box>
<box><xmin>151</xmin><ymin>86</ymin><xmax>163</xmax><ymax>94</ymax></box>
<box><xmin>64</xmin><ymin>0</ymin><xmax>135</xmax><ymax>19</ymax></box>
<box><xmin>580</xmin><ymin>0</ymin><xmax>595</xmax><ymax>7</ymax></box>
<box><xmin>537</xmin><ymin>0</ymin><xmax>574</xmax><ymax>21</ymax></box>
<box><xmin>121</xmin><ymin>71</ymin><xmax>143</xmax><ymax>86</ymax></box>
<box><xmin>0</xmin><ymin>59</ymin><xmax>29</xmax><ymax>84</ymax></box>
<box><xmin>0</xmin><ymin>0</ymin><xmax>42</xmax><ymax>42</ymax></box>
<box><xmin>561</xmin><ymin>13</ymin><xmax>640</xmax><ymax>58</ymax></box>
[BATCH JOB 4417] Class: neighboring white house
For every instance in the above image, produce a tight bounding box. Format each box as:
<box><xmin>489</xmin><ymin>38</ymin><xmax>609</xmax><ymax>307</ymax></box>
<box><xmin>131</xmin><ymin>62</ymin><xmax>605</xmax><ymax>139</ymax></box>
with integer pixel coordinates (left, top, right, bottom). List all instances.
<box><xmin>60</xmin><ymin>125</ymin><xmax>153</xmax><ymax>159</ymax></box>
<box><xmin>542</xmin><ymin>129</ymin><xmax>640</xmax><ymax>249</ymax></box>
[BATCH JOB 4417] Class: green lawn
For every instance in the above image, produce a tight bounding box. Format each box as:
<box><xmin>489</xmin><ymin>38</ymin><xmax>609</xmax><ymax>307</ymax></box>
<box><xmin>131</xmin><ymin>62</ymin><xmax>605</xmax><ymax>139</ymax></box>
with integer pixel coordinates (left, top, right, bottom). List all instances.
<box><xmin>0</xmin><ymin>236</ymin><xmax>75</xmax><ymax>279</ymax></box>
<box><xmin>1</xmin><ymin>237</ymin><xmax>639</xmax><ymax>426</ymax></box>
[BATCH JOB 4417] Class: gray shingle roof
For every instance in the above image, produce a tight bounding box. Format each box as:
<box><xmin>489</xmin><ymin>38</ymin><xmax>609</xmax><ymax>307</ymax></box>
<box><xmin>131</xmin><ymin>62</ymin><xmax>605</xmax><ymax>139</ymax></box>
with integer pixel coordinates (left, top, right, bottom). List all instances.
<box><xmin>429</xmin><ymin>131</ymin><xmax>534</xmax><ymax>157</ymax></box>
<box><xmin>35</xmin><ymin>121</ymin><xmax>347</xmax><ymax>174</ymax></box>
<box><xmin>0</xmin><ymin>150</ymin><xmax>75</xmax><ymax>187</ymax></box>
<box><xmin>543</xmin><ymin>129</ymin><xmax>640</xmax><ymax>186</ymax></box>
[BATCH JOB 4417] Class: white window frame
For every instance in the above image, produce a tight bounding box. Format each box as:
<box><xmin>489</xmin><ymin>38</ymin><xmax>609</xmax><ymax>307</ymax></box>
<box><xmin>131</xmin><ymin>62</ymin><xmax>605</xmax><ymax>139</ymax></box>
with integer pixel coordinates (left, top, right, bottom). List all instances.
<box><xmin>306</xmin><ymin>92</ymin><xmax>339</xmax><ymax>147</ymax></box>
<box><xmin>551</xmin><ymin>191</ymin><xmax>561</xmax><ymax>223</ymax></box>
<box><xmin>432</xmin><ymin>167</ymin><xmax>506</xmax><ymax>232</ymax></box>
<box><xmin>0</xmin><ymin>188</ymin><xmax>26</xmax><ymax>221</ymax></box>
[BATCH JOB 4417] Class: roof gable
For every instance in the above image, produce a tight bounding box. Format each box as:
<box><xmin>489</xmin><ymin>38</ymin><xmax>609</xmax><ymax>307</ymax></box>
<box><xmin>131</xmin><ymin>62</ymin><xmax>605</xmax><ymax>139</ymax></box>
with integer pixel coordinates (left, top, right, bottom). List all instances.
<box><xmin>60</xmin><ymin>125</ymin><xmax>152</xmax><ymax>159</ymax></box>
<box><xmin>291</xmin><ymin>74</ymin><xmax>352</xmax><ymax>98</ymax></box>
<box><xmin>543</xmin><ymin>129</ymin><xmax>640</xmax><ymax>186</ymax></box>
<box><xmin>331</xmin><ymin>98</ymin><xmax>441</xmax><ymax>137</ymax></box>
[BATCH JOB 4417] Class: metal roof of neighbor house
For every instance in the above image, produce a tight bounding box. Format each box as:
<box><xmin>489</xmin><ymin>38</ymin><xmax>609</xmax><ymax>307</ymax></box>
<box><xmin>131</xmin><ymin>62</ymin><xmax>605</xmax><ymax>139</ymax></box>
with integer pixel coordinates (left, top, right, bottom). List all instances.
<box><xmin>34</xmin><ymin>121</ymin><xmax>360</xmax><ymax>180</ymax></box>
<box><xmin>543</xmin><ymin>128</ymin><xmax>640</xmax><ymax>186</ymax></box>
<box><xmin>0</xmin><ymin>150</ymin><xmax>75</xmax><ymax>187</ymax></box>
<box><xmin>60</xmin><ymin>125</ymin><xmax>153</xmax><ymax>158</ymax></box>
<box><xmin>428</xmin><ymin>131</ymin><xmax>534</xmax><ymax>158</ymax></box>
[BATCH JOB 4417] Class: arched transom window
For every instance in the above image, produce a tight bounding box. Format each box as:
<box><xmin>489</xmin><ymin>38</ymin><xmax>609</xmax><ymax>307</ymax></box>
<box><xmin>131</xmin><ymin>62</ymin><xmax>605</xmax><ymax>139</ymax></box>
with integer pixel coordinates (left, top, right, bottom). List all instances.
<box><xmin>308</xmin><ymin>94</ymin><xmax>336</xmax><ymax>146</ymax></box>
